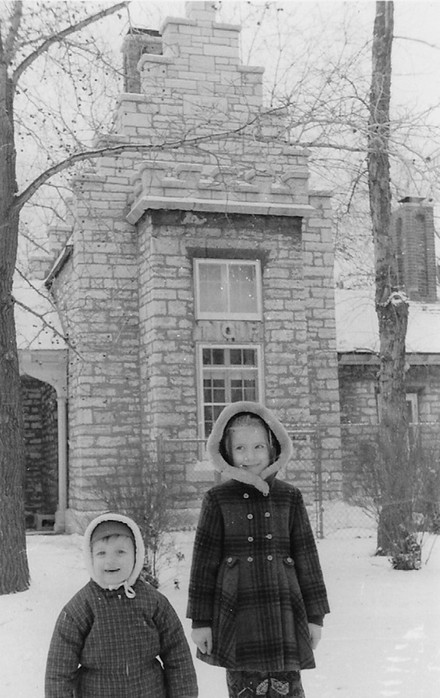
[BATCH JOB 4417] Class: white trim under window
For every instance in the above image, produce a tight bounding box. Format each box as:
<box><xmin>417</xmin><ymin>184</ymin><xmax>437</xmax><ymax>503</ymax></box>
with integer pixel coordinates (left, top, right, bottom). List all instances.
<box><xmin>406</xmin><ymin>393</ymin><xmax>419</xmax><ymax>424</ymax></box>
<box><xmin>197</xmin><ymin>344</ymin><xmax>264</xmax><ymax>438</ymax></box>
<box><xmin>194</xmin><ymin>258</ymin><xmax>262</xmax><ymax>320</ymax></box>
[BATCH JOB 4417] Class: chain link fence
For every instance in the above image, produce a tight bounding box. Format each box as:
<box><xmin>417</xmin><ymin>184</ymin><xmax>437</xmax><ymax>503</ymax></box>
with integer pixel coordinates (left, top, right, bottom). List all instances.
<box><xmin>155</xmin><ymin>421</ymin><xmax>440</xmax><ymax>540</ymax></box>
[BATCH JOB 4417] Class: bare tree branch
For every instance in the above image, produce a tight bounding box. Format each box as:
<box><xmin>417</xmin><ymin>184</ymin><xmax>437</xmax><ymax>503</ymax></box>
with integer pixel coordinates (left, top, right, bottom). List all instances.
<box><xmin>13</xmin><ymin>295</ymin><xmax>69</xmax><ymax>347</ymax></box>
<box><xmin>13</xmin><ymin>112</ymin><xmax>280</xmax><ymax>212</ymax></box>
<box><xmin>394</xmin><ymin>35</ymin><xmax>440</xmax><ymax>51</ymax></box>
<box><xmin>12</xmin><ymin>2</ymin><xmax>128</xmax><ymax>89</ymax></box>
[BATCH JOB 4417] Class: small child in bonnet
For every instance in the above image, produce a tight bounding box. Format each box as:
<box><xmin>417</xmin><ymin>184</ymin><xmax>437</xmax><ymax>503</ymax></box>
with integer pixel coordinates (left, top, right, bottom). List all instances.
<box><xmin>45</xmin><ymin>512</ymin><xmax>198</xmax><ymax>698</ymax></box>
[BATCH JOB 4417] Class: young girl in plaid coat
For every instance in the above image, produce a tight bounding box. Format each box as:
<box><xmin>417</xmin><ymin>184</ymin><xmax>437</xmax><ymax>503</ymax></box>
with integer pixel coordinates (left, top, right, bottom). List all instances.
<box><xmin>45</xmin><ymin>512</ymin><xmax>198</xmax><ymax>698</ymax></box>
<box><xmin>187</xmin><ymin>402</ymin><xmax>330</xmax><ymax>698</ymax></box>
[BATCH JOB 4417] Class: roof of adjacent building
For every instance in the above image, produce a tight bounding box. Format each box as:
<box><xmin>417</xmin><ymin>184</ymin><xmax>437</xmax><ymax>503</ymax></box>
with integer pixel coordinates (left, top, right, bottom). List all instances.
<box><xmin>335</xmin><ymin>287</ymin><xmax>440</xmax><ymax>355</ymax></box>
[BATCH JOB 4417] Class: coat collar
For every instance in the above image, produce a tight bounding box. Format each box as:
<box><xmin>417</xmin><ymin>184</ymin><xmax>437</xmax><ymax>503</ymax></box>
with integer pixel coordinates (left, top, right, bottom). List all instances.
<box><xmin>206</xmin><ymin>401</ymin><xmax>293</xmax><ymax>495</ymax></box>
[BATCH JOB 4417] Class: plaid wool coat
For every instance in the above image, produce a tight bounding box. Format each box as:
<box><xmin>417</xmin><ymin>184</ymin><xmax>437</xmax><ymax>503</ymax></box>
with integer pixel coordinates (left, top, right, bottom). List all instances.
<box><xmin>45</xmin><ymin>512</ymin><xmax>198</xmax><ymax>698</ymax></box>
<box><xmin>45</xmin><ymin>578</ymin><xmax>198</xmax><ymax>698</ymax></box>
<box><xmin>187</xmin><ymin>402</ymin><xmax>330</xmax><ymax>673</ymax></box>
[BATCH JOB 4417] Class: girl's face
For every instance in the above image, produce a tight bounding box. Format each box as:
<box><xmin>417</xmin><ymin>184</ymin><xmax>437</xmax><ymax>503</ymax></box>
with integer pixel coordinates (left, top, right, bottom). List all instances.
<box><xmin>229</xmin><ymin>424</ymin><xmax>271</xmax><ymax>475</ymax></box>
<box><xmin>92</xmin><ymin>534</ymin><xmax>135</xmax><ymax>588</ymax></box>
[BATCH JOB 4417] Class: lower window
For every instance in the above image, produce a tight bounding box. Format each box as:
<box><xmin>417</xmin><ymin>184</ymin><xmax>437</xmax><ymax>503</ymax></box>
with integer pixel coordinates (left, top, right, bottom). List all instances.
<box><xmin>199</xmin><ymin>345</ymin><xmax>262</xmax><ymax>437</ymax></box>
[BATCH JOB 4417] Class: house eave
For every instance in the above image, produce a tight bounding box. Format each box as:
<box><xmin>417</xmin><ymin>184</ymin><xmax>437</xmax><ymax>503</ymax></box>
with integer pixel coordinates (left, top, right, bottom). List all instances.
<box><xmin>338</xmin><ymin>351</ymin><xmax>440</xmax><ymax>366</ymax></box>
<box><xmin>44</xmin><ymin>244</ymin><xmax>73</xmax><ymax>288</ymax></box>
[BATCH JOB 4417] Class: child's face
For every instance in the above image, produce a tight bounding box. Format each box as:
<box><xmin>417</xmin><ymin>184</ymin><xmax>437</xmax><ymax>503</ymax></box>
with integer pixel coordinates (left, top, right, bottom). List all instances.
<box><xmin>229</xmin><ymin>424</ymin><xmax>271</xmax><ymax>475</ymax></box>
<box><xmin>92</xmin><ymin>534</ymin><xmax>135</xmax><ymax>588</ymax></box>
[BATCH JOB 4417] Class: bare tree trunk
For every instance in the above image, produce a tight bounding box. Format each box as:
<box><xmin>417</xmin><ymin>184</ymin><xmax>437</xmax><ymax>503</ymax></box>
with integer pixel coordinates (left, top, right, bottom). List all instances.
<box><xmin>0</xmin><ymin>55</ymin><xmax>29</xmax><ymax>593</ymax></box>
<box><xmin>0</xmin><ymin>0</ymin><xmax>127</xmax><ymax>595</ymax></box>
<box><xmin>368</xmin><ymin>1</ymin><xmax>413</xmax><ymax>557</ymax></box>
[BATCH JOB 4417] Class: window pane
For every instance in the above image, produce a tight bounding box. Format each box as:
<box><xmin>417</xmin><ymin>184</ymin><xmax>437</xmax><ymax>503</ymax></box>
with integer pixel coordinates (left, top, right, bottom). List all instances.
<box><xmin>213</xmin><ymin>404</ymin><xmax>224</xmax><ymax>422</ymax></box>
<box><xmin>231</xmin><ymin>377</ymin><xmax>257</xmax><ymax>403</ymax></box>
<box><xmin>204</xmin><ymin>405</ymin><xmax>215</xmax><ymax>436</ymax></box>
<box><xmin>212</xmin><ymin>349</ymin><xmax>225</xmax><ymax>365</ymax></box>
<box><xmin>230</xmin><ymin>348</ymin><xmax>243</xmax><ymax>365</ymax></box>
<box><xmin>204</xmin><ymin>378</ymin><xmax>226</xmax><ymax>402</ymax></box>
<box><xmin>243</xmin><ymin>379</ymin><xmax>257</xmax><ymax>401</ymax></box>
<box><xmin>229</xmin><ymin>264</ymin><xmax>257</xmax><ymax>314</ymax></box>
<box><xmin>243</xmin><ymin>349</ymin><xmax>256</xmax><ymax>366</ymax></box>
<box><xmin>202</xmin><ymin>348</ymin><xmax>211</xmax><ymax>365</ymax></box>
<box><xmin>203</xmin><ymin>378</ymin><xmax>214</xmax><ymax>402</ymax></box>
<box><xmin>213</xmin><ymin>379</ymin><xmax>226</xmax><ymax>403</ymax></box>
<box><xmin>198</xmin><ymin>263</ymin><xmax>228</xmax><ymax>314</ymax></box>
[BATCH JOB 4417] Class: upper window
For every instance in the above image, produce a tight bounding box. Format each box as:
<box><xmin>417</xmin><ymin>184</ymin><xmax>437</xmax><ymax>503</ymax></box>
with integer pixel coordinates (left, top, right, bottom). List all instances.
<box><xmin>194</xmin><ymin>259</ymin><xmax>262</xmax><ymax>320</ymax></box>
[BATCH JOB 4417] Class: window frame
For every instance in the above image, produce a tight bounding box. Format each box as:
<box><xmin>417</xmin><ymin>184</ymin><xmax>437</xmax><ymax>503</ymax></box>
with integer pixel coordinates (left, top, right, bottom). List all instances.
<box><xmin>194</xmin><ymin>258</ymin><xmax>263</xmax><ymax>320</ymax></box>
<box><xmin>196</xmin><ymin>343</ymin><xmax>264</xmax><ymax>438</ymax></box>
<box><xmin>376</xmin><ymin>391</ymin><xmax>420</xmax><ymax>425</ymax></box>
<box><xmin>406</xmin><ymin>392</ymin><xmax>419</xmax><ymax>424</ymax></box>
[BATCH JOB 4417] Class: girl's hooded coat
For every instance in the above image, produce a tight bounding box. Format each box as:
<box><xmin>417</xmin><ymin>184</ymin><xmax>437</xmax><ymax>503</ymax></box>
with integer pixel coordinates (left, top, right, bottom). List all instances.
<box><xmin>187</xmin><ymin>401</ymin><xmax>330</xmax><ymax>672</ymax></box>
<box><xmin>45</xmin><ymin>513</ymin><xmax>198</xmax><ymax>698</ymax></box>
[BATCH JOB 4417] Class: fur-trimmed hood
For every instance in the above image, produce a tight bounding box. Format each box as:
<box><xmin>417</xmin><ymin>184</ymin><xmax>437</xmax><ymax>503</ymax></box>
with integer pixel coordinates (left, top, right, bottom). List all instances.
<box><xmin>83</xmin><ymin>513</ymin><xmax>145</xmax><ymax>597</ymax></box>
<box><xmin>206</xmin><ymin>401</ymin><xmax>293</xmax><ymax>495</ymax></box>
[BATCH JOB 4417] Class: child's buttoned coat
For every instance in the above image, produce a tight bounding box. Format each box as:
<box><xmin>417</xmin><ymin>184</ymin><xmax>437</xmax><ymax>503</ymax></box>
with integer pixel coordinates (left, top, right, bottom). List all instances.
<box><xmin>187</xmin><ymin>402</ymin><xmax>330</xmax><ymax>672</ymax></box>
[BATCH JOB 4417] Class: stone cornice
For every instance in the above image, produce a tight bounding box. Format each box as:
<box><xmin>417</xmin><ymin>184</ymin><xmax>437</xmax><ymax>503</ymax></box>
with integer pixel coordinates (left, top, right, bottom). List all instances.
<box><xmin>127</xmin><ymin>195</ymin><xmax>313</xmax><ymax>224</ymax></box>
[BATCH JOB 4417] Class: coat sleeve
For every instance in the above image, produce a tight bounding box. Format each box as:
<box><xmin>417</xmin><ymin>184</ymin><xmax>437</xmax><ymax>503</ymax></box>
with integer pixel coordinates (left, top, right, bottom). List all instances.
<box><xmin>45</xmin><ymin>599</ymin><xmax>91</xmax><ymax>698</ymax></box>
<box><xmin>290</xmin><ymin>490</ymin><xmax>330</xmax><ymax>619</ymax></box>
<box><xmin>186</xmin><ymin>490</ymin><xmax>223</xmax><ymax>623</ymax></box>
<box><xmin>155</xmin><ymin>595</ymin><xmax>198</xmax><ymax>698</ymax></box>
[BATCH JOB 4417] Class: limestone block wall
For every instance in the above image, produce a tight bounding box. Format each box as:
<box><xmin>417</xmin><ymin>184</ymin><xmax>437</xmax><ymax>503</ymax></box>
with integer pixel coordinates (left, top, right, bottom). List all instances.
<box><xmin>50</xmin><ymin>173</ymin><xmax>144</xmax><ymax>529</ymax></box>
<box><xmin>303</xmin><ymin>192</ymin><xmax>342</xmax><ymax>498</ymax></box>
<box><xmin>137</xmin><ymin>209</ymin><xmax>315</xmax><ymax>512</ymax></box>
<box><xmin>21</xmin><ymin>377</ymin><xmax>58</xmax><ymax>519</ymax></box>
<box><xmin>339</xmin><ymin>365</ymin><xmax>379</xmax><ymax>425</ymax></box>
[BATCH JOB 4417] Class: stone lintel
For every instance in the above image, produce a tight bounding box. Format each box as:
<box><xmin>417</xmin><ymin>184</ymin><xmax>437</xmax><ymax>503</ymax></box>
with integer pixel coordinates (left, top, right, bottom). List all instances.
<box><xmin>116</xmin><ymin>93</ymin><xmax>152</xmax><ymax>105</ymax></box>
<box><xmin>162</xmin><ymin>17</ymin><xmax>197</xmax><ymax>29</ymax></box>
<box><xmin>309</xmin><ymin>189</ymin><xmax>333</xmax><ymax>199</ymax></box>
<box><xmin>238</xmin><ymin>65</ymin><xmax>265</xmax><ymax>74</ymax></box>
<box><xmin>127</xmin><ymin>195</ymin><xmax>314</xmax><ymax>224</ymax></box>
<box><xmin>213</xmin><ymin>22</ymin><xmax>241</xmax><ymax>33</ymax></box>
<box><xmin>162</xmin><ymin>17</ymin><xmax>241</xmax><ymax>34</ymax></box>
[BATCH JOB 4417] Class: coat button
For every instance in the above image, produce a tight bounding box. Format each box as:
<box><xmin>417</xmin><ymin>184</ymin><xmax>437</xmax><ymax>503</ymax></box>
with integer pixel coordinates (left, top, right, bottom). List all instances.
<box><xmin>243</xmin><ymin>493</ymin><xmax>249</xmax><ymax>499</ymax></box>
<box><xmin>266</xmin><ymin>534</ymin><xmax>272</xmax><ymax>540</ymax></box>
<box><xmin>247</xmin><ymin>513</ymin><xmax>253</xmax><ymax>520</ymax></box>
<box><xmin>247</xmin><ymin>556</ymin><xmax>253</xmax><ymax>562</ymax></box>
<box><xmin>264</xmin><ymin>512</ymin><xmax>271</xmax><ymax>517</ymax></box>
<box><xmin>227</xmin><ymin>557</ymin><xmax>233</xmax><ymax>563</ymax></box>
<box><xmin>286</xmin><ymin>557</ymin><xmax>293</xmax><ymax>564</ymax></box>
<box><xmin>248</xmin><ymin>536</ymin><xmax>254</xmax><ymax>542</ymax></box>
<box><xmin>267</xmin><ymin>555</ymin><xmax>273</xmax><ymax>561</ymax></box>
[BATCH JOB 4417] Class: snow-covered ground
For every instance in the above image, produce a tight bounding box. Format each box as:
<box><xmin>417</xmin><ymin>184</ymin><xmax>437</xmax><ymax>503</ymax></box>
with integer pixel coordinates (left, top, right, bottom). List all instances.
<box><xmin>1</xmin><ymin>527</ymin><xmax>439</xmax><ymax>698</ymax></box>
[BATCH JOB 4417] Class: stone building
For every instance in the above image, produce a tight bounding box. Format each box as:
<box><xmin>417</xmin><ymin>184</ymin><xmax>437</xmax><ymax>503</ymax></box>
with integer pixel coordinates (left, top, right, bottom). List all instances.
<box><xmin>336</xmin><ymin>197</ymin><xmax>440</xmax><ymax>500</ymax></box>
<box><xmin>19</xmin><ymin>2</ymin><xmax>342</xmax><ymax>532</ymax></box>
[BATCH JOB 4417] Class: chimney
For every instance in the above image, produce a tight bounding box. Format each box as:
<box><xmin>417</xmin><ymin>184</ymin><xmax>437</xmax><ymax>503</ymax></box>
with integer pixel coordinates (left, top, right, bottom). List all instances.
<box><xmin>121</xmin><ymin>28</ymin><xmax>162</xmax><ymax>93</ymax></box>
<box><xmin>391</xmin><ymin>197</ymin><xmax>437</xmax><ymax>302</ymax></box>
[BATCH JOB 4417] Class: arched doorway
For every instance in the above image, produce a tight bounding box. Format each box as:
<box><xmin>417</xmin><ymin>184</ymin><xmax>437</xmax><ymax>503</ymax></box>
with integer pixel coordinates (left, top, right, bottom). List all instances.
<box><xmin>19</xmin><ymin>349</ymin><xmax>68</xmax><ymax>531</ymax></box>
